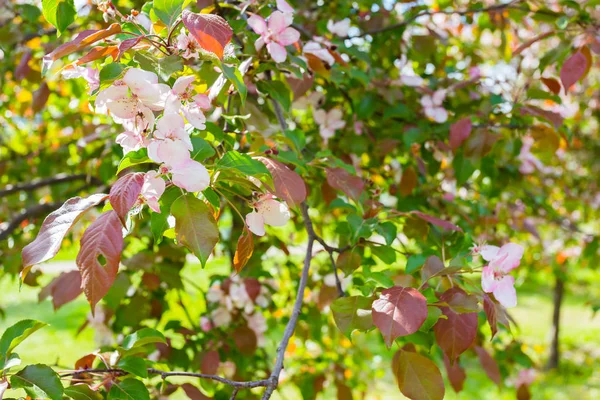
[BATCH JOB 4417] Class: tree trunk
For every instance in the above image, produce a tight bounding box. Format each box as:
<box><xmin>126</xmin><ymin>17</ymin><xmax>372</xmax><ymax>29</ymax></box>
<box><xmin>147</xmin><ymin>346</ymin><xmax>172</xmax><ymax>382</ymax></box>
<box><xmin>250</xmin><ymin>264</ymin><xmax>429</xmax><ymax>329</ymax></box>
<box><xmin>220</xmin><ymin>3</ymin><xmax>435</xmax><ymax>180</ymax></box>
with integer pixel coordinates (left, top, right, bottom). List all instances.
<box><xmin>547</xmin><ymin>276</ymin><xmax>565</xmax><ymax>369</ymax></box>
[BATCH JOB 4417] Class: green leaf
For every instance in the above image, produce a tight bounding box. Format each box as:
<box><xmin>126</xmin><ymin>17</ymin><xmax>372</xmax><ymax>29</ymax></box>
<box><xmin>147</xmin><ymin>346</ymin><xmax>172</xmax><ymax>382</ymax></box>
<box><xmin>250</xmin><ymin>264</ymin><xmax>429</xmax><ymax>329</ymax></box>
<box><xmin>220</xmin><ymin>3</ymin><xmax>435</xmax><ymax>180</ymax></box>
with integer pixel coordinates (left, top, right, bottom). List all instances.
<box><xmin>406</xmin><ymin>254</ymin><xmax>428</xmax><ymax>274</ymax></box>
<box><xmin>371</xmin><ymin>245</ymin><xmax>397</xmax><ymax>264</ymax></box>
<box><xmin>64</xmin><ymin>385</ymin><xmax>103</xmax><ymax>400</ymax></box>
<box><xmin>256</xmin><ymin>80</ymin><xmax>292</xmax><ymax>111</ymax></box>
<box><xmin>117</xmin><ymin>356</ymin><xmax>148</xmax><ymax>378</ymax></box>
<box><xmin>331</xmin><ymin>296</ymin><xmax>375</xmax><ymax>338</ymax></box>
<box><xmin>42</xmin><ymin>0</ymin><xmax>76</xmax><ymax>36</ymax></box>
<box><xmin>191</xmin><ymin>137</ymin><xmax>216</xmax><ymax>162</ymax></box>
<box><xmin>221</xmin><ymin>63</ymin><xmax>247</xmax><ymax>104</ymax></box>
<box><xmin>10</xmin><ymin>364</ymin><xmax>64</xmax><ymax>400</ymax></box>
<box><xmin>150</xmin><ymin>187</ymin><xmax>182</xmax><ymax>243</ymax></box>
<box><xmin>0</xmin><ymin>320</ymin><xmax>47</xmax><ymax>369</ymax></box>
<box><xmin>134</xmin><ymin>52</ymin><xmax>183</xmax><ymax>82</ymax></box>
<box><xmin>116</xmin><ymin>148</ymin><xmax>153</xmax><ymax>174</ymax></box>
<box><xmin>217</xmin><ymin>151</ymin><xmax>270</xmax><ymax>176</ymax></box>
<box><xmin>153</xmin><ymin>0</ymin><xmax>189</xmax><ymax>27</ymax></box>
<box><xmin>108</xmin><ymin>378</ymin><xmax>150</xmax><ymax>400</ymax></box>
<box><xmin>376</xmin><ymin>222</ymin><xmax>397</xmax><ymax>246</ymax></box>
<box><xmin>122</xmin><ymin>328</ymin><xmax>166</xmax><ymax>350</ymax></box>
<box><xmin>171</xmin><ymin>194</ymin><xmax>219</xmax><ymax>266</ymax></box>
<box><xmin>99</xmin><ymin>63</ymin><xmax>127</xmax><ymax>87</ymax></box>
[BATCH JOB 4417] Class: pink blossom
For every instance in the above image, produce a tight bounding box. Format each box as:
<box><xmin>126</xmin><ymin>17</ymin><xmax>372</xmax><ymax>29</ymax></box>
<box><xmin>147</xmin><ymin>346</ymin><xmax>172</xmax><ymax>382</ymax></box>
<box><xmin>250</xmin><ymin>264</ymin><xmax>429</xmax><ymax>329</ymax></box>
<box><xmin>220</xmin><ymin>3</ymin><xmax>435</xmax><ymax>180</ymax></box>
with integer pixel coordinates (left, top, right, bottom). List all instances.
<box><xmin>200</xmin><ymin>316</ymin><xmax>213</xmax><ymax>332</ymax></box>
<box><xmin>276</xmin><ymin>0</ymin><xmax>294</xmax><ymax>13</ymax></box>
<box><xmin>212</xmin><ymin>306</ymin><xmax>231</xmax><ymax>327</ymax></box>
<box><xmin>176</xmin><ymin>29</ymin><xmax>200</xmax><ymax>59</ymax></box>
<box><xmin>314</xmin><ymin>108</ymin><xmax>346</xmax><ymax>141</ymax></box>
<box><xmin>165</xmin><ymin>75</ymin><xmax>207</xmax><ymax>129</ymax></box>
<box><xmin>303</xmin><ymin>41</ymin><xmax>335</xmax><ymax>66</ymax></box>
<box><xmin>245</xmin><ymin>194</ymin><xmax>291</xmax><ymax>236</ymax></box>
<box><xmin>354</xmin><ymin>119</ymin><xmax>364</xmax><ymax>135</ymax></box>
<box><xmin>140</xmin><ymin>171</ymin><xmax>165</xmax><ymax>213</ymax></box>
<box><xmin>116</xmin><ymin>130</ymin><xmax>147</xmax><ymax>154</ymax></box>
<box><xmin>246</xmin><ymin>313</ymin><xmax>267</xmax><ymax>346</ymax></box>
<box><xmin>62</xmin><ymin>65</ymin><xmax>99</xmax><ymax>93</ymax></box>
<box><xmin>479</xmin><ymin>242</ymin><xmax>524</xmax><ymax>308</ymax></box>
<box><xmin>515</xmin><ymin>368</ymin><xmax>536</xmax><ymax>388</ymax></box>
<box><xmin>518</xmin><ymin>136</ymin><xmax>548</xmax><ymax>174</ymax></box>
<box><xmin>95</xmin><ymin>68</ymin><xmax>169</xmax><ymax>120</ymax></box>
<box><xmin>247</xmin><ymin>11</ymin><xmax>300</xmax><ymax>63</ymax></box>
<box><xmin>170</xmin><ymin>159</ymin><xmax>210</xmax><ymax>192</ymax></box>
<box><xmin>327</xmin><ymin>19</ymin><xmax>351</xmax><ymax>37</ymax></box>
<box><xmin>421</xmin><ymin>90</ymin><xmax>448</xmax><ymax>123</ymax></box>
<box><xmin>147</xmin><ymin>114</ymin><xmax>193</xmax><ymax>167</ymax></box>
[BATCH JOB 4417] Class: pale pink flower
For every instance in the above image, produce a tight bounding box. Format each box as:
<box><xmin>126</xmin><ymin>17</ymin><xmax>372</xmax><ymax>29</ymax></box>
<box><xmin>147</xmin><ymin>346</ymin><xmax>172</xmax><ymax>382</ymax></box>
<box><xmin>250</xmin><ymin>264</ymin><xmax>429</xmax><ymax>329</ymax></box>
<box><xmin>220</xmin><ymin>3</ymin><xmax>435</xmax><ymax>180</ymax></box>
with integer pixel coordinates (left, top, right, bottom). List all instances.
<box><xmin>314</xmin><ymin>108</ymin><xmax>346</xmax><ymax>141</ymax></box>
<box><xmin>354</xmin><ymin>119</ymin><xmax>364</xmax><ymax>135</ymax></box>
<box><xmin>398</xmin><ymin>74</ymin><xmax>424</xmax><ymax>87</ymax></box>
<box><xmin>62</xmin><ymin>65</ymin><xmax>99</xmax><ymax>93</ymax></box>
<box><xmin>170</xmin><ymin>159</ymin><xmax>211</xmax><ymax>192</ymax></box>
<box><xmin>479</xmin><ymin>242</ymin><xmax>524</xmax><ymax>308</ymax></box>
<box><xmin>200</xmin><ymin>316</ymin><xmax>213</xmax><ymax>332</ymax></box>
<box><xmin>276</xmin><ymin>0</ymin><xmax>294</xmax><ymax>13</ymax></box>
<box><xmin>140</xmin><ymin>171</ymin><xmax>165</xmax><ymax>213</ymax></box>
<box><xmin>206</xmin><ymin>285</ymin><xmax>224</xmax><ymax>303</ymax></box>
<box><xmin>176</xmin><ymin>29</ymin><xmax>200</xmax><ymax>59</ymax></box>
<box><xmin>246</xmin><ymin>313</ymin><xmax>267</xmax><ymax>347</ymax></box>
<box><xmin>518</xmin><ymin>136</ymin><xmax>548</xmax><ymax>174</ymax></box>
<box><xmin>165</xmin><ymin>76</ymin><xmax>207</xmax><ymax>129</ymax></box>
<box><xmin>212</xmin><ymin>306</ymin><xmax>231</xmax><ymax>327</ymax></box>
<box><xmin>303</xmin><ymin>41</ymin><xmax>335</xmax><ymax>66</ymax></box>
<box><xmin>116</xmin><ymin>130</ymin><xmax>147</xmax><ymax>154</ymax></box>
<box><xmin>245</xmin><ymin>194</ymin><xmax>291</xmax><ymax>236</ymax></box>
<box><xmin>95</xmin><ymin>68</ymin><xmax>169</xmax><ymax>120</ymax></box>
<box><xmin>421</xmin><ymin>90</ymin><xmax>448</xmax><ymax>123</ymax></box>
<box><xmin>515</xmin><ymin>368</ymin><xmax>536</xmax><ymax>388</ymax></box>
<box><xmin>147</xmin><ymin>114</ymin><xmax>193</xmax><ymax>167</ymax></box>
<box><xmin>247</xmin><ymin>11</ymin><xmax>300</xmax><ymax>63</ymax></box>
<box><xmin>327</xmin><ymin>19</ymin><xmax>351</xmax><ymax>37</ymax></box>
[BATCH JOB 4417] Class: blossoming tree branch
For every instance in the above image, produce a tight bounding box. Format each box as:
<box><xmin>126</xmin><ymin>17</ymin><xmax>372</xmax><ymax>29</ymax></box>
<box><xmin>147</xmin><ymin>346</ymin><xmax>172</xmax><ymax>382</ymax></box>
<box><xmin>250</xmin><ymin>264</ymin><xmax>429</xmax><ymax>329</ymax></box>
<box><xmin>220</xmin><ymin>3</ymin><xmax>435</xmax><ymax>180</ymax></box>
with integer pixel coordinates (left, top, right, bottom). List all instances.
<box><xmin>0</xmin><ymin>0</ymin><xmax>598</xmax><ymax>399</ymax></box>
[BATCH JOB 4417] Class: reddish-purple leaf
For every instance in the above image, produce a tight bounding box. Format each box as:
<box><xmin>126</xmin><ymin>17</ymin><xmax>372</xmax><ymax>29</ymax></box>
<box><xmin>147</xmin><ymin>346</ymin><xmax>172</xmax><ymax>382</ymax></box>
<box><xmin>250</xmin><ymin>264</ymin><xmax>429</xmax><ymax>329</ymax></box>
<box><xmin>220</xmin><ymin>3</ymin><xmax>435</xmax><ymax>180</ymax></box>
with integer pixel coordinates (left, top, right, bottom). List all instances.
<box><xmin>421</xmin><ymin>255</ymin><xmax>444</xmax><ymax>282</ymax></box>
<box><xmin>182</xmin><ymin>10</ymin><xmax>233</xmax><ymax>60</ymax></box>
<box><xmin>287</xmin><ymin>74</ymin><xmax>315</xmax><ymax>99</ymax></box>
<box><xmin>244</xmin><ymin>278</ymin><xmax>261</xmax><ymax>301</ymax></box>
<box><xmin>337</xmin><ymin>250</ymin><xmax>361</xmax><ymax>274</ymax></box>
<box><xmin>434</xmin><ymin>288</ymin><xmax>478</xmax><ymax>362</ymax></box>
<box><xmin>541</xmin><ymin>77</ymin><xmax>561</xmax><ymax>95</ymax></box>
<box><xmin>372</xmin><ymin>286</ymin><xmax>428</xmax><ymax>348</ymax></box>
<box><xmin>233</xmin><ymin>325</ymin><xmax>257</xmax><ymax>355</ymax></box>
<box><xmin>233</xmin><ymin>228</ymin><xmax>253</xmax><ymax>273</ymax></box>
<box><xmin>109</xmin><ymin>172</ymin><xmax>145</xmax><ymax>226</ymax></box>
<box><xmin>21</xmin><ymin>194</ymin><xmax>108</xmax><ymax>279</ymax></box>
<box><xmin>38</xmin><ymin>270</ymin><xmax>83</xmax><ymax>310</ymax></box>
<box><xmin>560</xmin><ymin>50</ymin><xmax>589</xmax><ymax>92</ymax></box>
<box><xmin>326</xmin><ymin>167</ymin><xmax>364</xmax><ymax>201</ymax></box>
<box><xmin>32</xmin><ymin>83</ymin><xmax>51</xmax><ymax>113</ymax></box>
<box><xmin>449</xmin><ymin>118</ymin><xmax>472</xmax><ymax>151</ymax></box>
<box><xmin>483</xmin><ymin>293</ymin><xmax>510</xmax><ymax>339</ymax></box>
<box><xmin>392</xmin><ymin>350</ymin><xmax>445</xmax><ymax>400</ymax></box>
<box><xmin>399</xmin><ymin>166</ymin><xmax>417</xmax><ymax>196</ymax></box>
<box><xmin>15</xmin><ymin>50</ymin><xmax>32</xmax><ymax>82</ymax></box>
<box><xmin>76</xmin><ymin>210</ymin><xmax>124</xmax><ymax>311</ymax></box>
<box><xmin>521</xmin><ymin>105</ymin><xmax>564</xmax><ymax>129</ymax></box>
<box><xmin>117</xmin><ymin>37</ymin><xmax>142</xmax><ymax>60</ymax></box>
<box><xmin>43</xmin><ymin>24</ymin><xmax>122</xmax><ymax>64</ymax></box>
<box><xmin>411</xmin><ymin>211</ymin><xmax>463</xmax><ymax>232</ymax></box>
<box><xmin>474</xmin><ymin>346</ymin><xmax>502</xmax><ymax>386</ymax></box>
<box><xmin>200</xmin><ymin>350</ymin><xmax>220</xmax><ymax>375</ymax></box>
<box><xmin>180</xmin><ymin>383</ymin><xmax>211</xmax><ymax>400</ymax></box>
<box><xmin>443</xmin><ymin>354</ymin><xmax>466</xmax><ymax>393</ymax></box>
<box><xmin>257</xmin><ymin>157</ymin><xmax>307</xmax><ymax>206</ymax></box>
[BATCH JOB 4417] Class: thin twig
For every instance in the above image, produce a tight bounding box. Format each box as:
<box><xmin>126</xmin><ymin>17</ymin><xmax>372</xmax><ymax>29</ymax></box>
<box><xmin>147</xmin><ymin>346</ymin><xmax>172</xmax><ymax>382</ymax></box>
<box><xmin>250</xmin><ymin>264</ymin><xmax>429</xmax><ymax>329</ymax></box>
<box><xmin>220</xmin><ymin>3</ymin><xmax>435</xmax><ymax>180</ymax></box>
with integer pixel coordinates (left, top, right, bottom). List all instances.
<box><xmin>0</xmin><ymin>202</ymin><xmax>62</xmax><ymax>241</ymax></box>
<box><xmin>0</xmin><ymin>174</ymin><xmax>100</xmax><ymax>198</ymax></box>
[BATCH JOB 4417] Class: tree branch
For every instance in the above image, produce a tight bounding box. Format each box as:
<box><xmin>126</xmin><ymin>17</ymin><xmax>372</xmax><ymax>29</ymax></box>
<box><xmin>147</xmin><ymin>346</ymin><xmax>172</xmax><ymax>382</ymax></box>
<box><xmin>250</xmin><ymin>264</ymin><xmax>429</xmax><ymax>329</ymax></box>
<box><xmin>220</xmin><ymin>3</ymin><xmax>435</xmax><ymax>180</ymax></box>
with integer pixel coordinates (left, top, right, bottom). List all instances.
<box><xmin>0</xmin><ymin>174</ymin><xmax>101</xmax><ymax>198</ymax></box>
<box><xmin>0</xmin><ymin>202</ymin><xmax>62</xmax><ymax>241</ymax></box>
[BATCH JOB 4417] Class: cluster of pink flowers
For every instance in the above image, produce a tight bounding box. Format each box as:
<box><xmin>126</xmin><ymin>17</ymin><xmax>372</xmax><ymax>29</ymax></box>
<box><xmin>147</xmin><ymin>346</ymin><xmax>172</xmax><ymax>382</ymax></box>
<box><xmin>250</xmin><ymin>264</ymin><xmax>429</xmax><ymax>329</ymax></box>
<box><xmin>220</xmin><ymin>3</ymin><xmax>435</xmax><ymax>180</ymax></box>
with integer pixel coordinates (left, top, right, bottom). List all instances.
<box><xmin>94</xmin><ymin>68</ymin><xmax>212</xmax><ymax>210</ymax></box>
<box><xmin>203</xmin><ymin>275</ymin><xmax>275</xmax><ymax>346</ymax></box>
<box><xmin>472</xmin><ymin>242</ymin><xmax>525</xmax><ymax>308</ymax></box>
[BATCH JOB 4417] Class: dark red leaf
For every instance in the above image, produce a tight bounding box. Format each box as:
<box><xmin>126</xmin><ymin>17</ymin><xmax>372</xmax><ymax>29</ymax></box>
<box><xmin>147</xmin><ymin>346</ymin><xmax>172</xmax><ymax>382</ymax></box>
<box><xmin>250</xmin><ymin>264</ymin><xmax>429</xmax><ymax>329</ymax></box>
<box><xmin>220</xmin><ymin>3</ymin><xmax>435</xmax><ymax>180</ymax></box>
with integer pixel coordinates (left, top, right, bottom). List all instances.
<box><xmin>421</xmin><ymin>255</ymin><xmax>444</xmax><ymax>282</ymax></box>
<box><xmin>109</xmin><ymin>172</ymin><xmax>145</xmax><ymax>226</ymax></box>
<box><xmin>483</xmin><ymin>293</ymin><xmax>510</xmax><ymax>339</ymax></box>
<box><xmin>76</xmin><ymin>210</ymin><xmax>124</xmax><ymax>311</ymax></box>
<box><xmin>15</xmin><ymin>50</ymin><xmax>32</xmax><ymax>82</ymax></box>
<box><xmin>326</xmin><ymin>167</ymin><xmax>364</xmax><ymax>201</ymax></box>
<box><xmin>372</xmin><ymin>286</ymin><xmax>428</xmax><ymax>348</ymax></box>
<box><xmin>449</xmin><ymin>118</ymin><xmax>472</xmax><ymax>150</ymax></box>
<box><xmin>43</xmin><ymin>23</ymin><xmax>122</xmax><ymax>64</ymax></box>
<box><xmin>560</xmin><ymin>50</ymin><xmax>589</xmax><ymax>92</ymax></box>
<box><xmin>521</xmin><ymin>105</ymin><xmax>564</xmax><ymax>129</ymax></box>
<box><xmin>433</xmin><ymin>288</ymin><xmax>477</xmax><ymax>362</ymax></box>
<box><xmin>182</xmin><ymin>10</ymin><xmax>233</xmax><ymax>60</ymax></box>
<box><xmin>399</xmin><ymin>166</ymin><xmax>417</xmax><ymax>196</ymax></box>
<box><xmin>75</xmin><ymin>353</ymin><xmax>96</xmax><ymax>370</ymax></box>
<box><xmin>411</xmin><ymin>211</ymin><xmax>463</xmax><ymax>232</ymax></box>
<box><xmin>117</xmin><ymin>37</ymin><xmax>142</xmax><ymax>60</ymax></box>
<box><xmin>21</xmin><ymin>194</ymin><xmax>108</xmax><ymax>280</ymax></box>
<box><xmin>200</xmin><ymin>350</ymin><xmax>220</xmax><ymax>375</ymax></box>
<box><xmin>541</xmin><ymin>77</ymin><xmax>561</xmax><ymax>95</ymax></box>
<box><xmin>32</xmin><ymin>83</ymin><xmax>51</xmax><ymax>113</ymax></box>
<box><xmin>516</xmin><ymin>384</ymin><xmax>531</xmax><ymax>400</ymax></box>
<box><xmin>233</xmin><ymin>325</ymin><xmax>257</xmax><ymax>355</ymax></box>
<box><xmin>287</xmin><ymin>74</ymin><xmax>315</xmax><ymax>99</ymax></box>
<box><xmin>244</xmin><ymin>278</ymin><xmax>261</xmax><ymax>301</ymax></box>
<box><xmin>76</xmin><ymin>45</ymin><xmax>119</xmax><ymax>65</ymax></box>
<box><xmin>443</xmin><ymin>354</ymin><xmax>466</xmax><ymax>393</ymax></box>
<box><xmin>474</xmin><ymin>346</ymin><xmax>501</xmax><ymax>386</ymax></box>
<box><xmin>233</xmin><ymin>228</ymin><xmax>254</xmax><ymax>273</ymax></box>
<box><xmin>38</xmin><ymin>270</ymin><xmax>83</xmax><ymax>310</ymax></box>
<box><xmin>392</xmin><ymin>350</ymin><xmax>445</xmax><ymax>400</ymax></box>
<box><xmin>180</xmin><ymin>383</ymin><xmax>211</xmax><ymax>400</ymax></box>
<box><xmin>257</xmin><ymin>157</ymin><xmax>307</xmax><ymax>206</ymax></box>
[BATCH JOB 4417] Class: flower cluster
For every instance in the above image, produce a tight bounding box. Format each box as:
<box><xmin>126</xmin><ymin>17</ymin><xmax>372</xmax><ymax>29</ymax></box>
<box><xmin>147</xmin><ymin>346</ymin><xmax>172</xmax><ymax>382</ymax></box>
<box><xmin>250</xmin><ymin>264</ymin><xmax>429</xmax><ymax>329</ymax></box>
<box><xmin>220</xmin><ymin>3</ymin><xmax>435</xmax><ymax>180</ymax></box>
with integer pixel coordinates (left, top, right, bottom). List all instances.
<box><xmin>248</xmin><ymin>0</ymin><xmax>300</xmax><ymax>63</ymax></box>
<box><xmin>204</xmin><ymin>275</ymin><xmax>275</xmax><ymax>346</ymax></box>
<box><xmin>472</xmin><ymin>242</ymin><xmax>525</xmax><ymax>308</ymax></box>
<box><xmin>245</xmin><ymin>193</ymin><xmax>291</xmax><ymax>236</ymax></box>
<box><xmin>95</xmin><ymin>68</ymin><xmax>212</xmax><ymax>209</ymax></box>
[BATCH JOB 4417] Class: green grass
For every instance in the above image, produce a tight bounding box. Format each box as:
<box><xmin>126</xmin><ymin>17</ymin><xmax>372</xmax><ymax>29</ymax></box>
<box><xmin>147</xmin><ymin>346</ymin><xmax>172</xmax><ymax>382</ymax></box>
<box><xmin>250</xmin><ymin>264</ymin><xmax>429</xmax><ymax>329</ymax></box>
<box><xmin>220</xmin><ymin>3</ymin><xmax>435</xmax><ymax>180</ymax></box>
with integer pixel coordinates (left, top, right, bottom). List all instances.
<box><xmin>0</xmin><ymin>267</ymin><xmax>599</xmax><ymax>399</ymax></box>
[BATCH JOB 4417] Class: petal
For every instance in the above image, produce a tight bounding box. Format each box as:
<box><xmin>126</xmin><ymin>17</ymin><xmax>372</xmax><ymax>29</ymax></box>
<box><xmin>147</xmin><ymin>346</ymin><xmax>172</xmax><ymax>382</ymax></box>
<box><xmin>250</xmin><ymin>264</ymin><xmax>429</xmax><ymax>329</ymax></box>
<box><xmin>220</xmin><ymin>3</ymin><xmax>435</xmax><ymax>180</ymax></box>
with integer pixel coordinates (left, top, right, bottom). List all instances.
<box><xmin>276</xmin><ymin>0</ymin><xmax>294</xmax><ymax>13</ymax></box>
<box><xmin>109</xmin><ymin>98</ymin><xmax>139</xmax><ymax>120</ymax></box>
<box><xmin>149</xmin><ymin>139</ymin><xmax>191</xmax><ymax>167</ymax></box>
<box><xmin>246</xmin><ymin>211</ymin><xmax>266</xmax><ymax>236</ymax></box>
<box><xmin>267</xmin><ymin>42</ymin><xmax>287</xmax><ymax>63</ymax></box>
<box><xmin>95</xmin><ymin>85</ymin><xmax>128</xmax><ymax>113</ymax></box>
<box><xmin>277</xmin><ymin>27</ymin><xmax>300</xmax><ymax>46</ymax></box>
<box><xmin>255</xmin><ymin>36</ymin><xmax>265</xmax><ymax>51</ymax></box>
<box><xmin>156</xmin><ymin>113</ymin><xmax>186</xmax><ymax>139</ymax></box>
<box><xmin>193</xmin><ymin>94</ymin><xmax>211</xmax><ymax>110</ymax></box>
<box><xmin>137</xmin><ymin>83</ymin><xmax>170</xmax><ymax>111</ymax></box>
<box><xmin>268</xmin><ymin>11</ymin><xmax>289</xmax><ymax>34</ymax></box>
<box><xmin>258</xmin><ymin>199</ymin><xmax>291</xmax><ymax>227</ymax></box>
<box><xmin>432</xmin><ymin>89</ymin><xmax>446</xmax><ymax>105</ymax></box>
<box><xmin>172</xmin><ymin>75</ymin><xmax>195</xmax><ymax>95</ymax></box>
<box><xmin>420</xmin><ymin>96</ymin><xmax>433</xmax><ymax>108</ymax></box>
<box><xmin>432</xmin><ymin>107</ymin><xmax>448</xmax><ymax>123</ymax></box>
<box><xmin>142</xmin><ymin>171</ymin><xmax>166</xmax><ymax>202</ymax></box>
<box><xmin>495</xmin><ymin>243</ymin><xmax>524</xmax><ymax>272</ymax></box>
<box><xmin>313</xmin><ymin>109</ymin><xmax>327</xmax><ymax>125</ymax></box>
<box><xmin>493</xmin><ymin>275</ymin><xmax>517</xmax><ymax>308</ymax></box>
<box><xmin>171</xmin><ymin>160</ymin><xmax>210</xmax><ymax>192</ymax></box>
<box><xmin>123</xmin><ymin>67</ymin><xmax>158</xmax><ymax>89</ymax></box>
<box><xmin>183</xmin><ymin>104</ymin><xmax>206</xmax><ymax>130</ymax></box>
<box><xmin>164</xmin><ymin>92</ymin><xmax>183</xmax><ymax>115</ymax></box>
<box><xmin>481</xmin><ymin>266</ymin><xmax>497</xmax><ymax>293</ymax></box>
<box><xmin>115</xmin><ymin>131</ymin><xmax>142</xmax><ymax>153</ymax></box>
<box><xmin>480</xmin><ymin>245</ymin><xmax>500</xmax><ymax>261</ymax></box>
<box><xmin>248</xmin><ymin>14</ymin><xmax>267</xmax><ymax>35</ymax></box>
